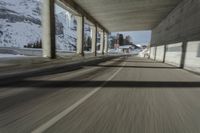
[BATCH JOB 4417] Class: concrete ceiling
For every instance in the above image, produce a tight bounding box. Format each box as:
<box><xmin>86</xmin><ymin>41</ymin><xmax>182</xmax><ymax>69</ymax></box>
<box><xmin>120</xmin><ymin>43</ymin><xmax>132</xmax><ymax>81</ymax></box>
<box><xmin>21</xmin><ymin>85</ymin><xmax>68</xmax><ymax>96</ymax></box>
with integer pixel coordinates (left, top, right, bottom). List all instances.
<box><xmin>73</xmin><ymin>0</ymin><xmax>182</xmax><ymax>32</ymax></box>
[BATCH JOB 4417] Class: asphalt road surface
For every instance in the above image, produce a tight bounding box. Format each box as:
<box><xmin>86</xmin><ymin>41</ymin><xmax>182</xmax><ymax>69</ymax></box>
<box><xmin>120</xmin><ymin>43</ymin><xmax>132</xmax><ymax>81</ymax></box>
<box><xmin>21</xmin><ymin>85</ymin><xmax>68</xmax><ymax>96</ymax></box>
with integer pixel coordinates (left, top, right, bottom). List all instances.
<box><xmin>1</xmin><ymin>56</ymin><xmax>200</xmax><ymax>133</ymax></box>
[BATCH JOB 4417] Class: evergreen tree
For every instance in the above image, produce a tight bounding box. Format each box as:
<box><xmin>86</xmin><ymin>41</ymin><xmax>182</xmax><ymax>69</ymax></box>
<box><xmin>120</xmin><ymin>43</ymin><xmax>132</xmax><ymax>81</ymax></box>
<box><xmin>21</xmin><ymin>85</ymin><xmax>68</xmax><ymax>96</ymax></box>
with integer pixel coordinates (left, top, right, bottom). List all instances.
<box><xmin>119</xmin><ymin>34</ymin><xmax>124</xmax><ymax>46</ymax></box>
<box><xmin>86</xmin><ymin>36</ymin><xmax>92</xmax><ymax>51</ymax></box>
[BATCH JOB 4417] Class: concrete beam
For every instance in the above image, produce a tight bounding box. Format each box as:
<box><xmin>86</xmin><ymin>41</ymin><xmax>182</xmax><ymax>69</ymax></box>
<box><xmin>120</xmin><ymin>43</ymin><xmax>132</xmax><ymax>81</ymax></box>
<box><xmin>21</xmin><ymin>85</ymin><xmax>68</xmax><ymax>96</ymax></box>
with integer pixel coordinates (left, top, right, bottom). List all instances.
<box><xmin>76</xmin><ymin>15</ymin><xmax>84</xmax><ymax>56</ymax></box>
<box><xmin>91</xmin><ymin>25</ymin><xmax>97</xmax><ymax>56</ymax></box>
<box><xmin>59</xmin><ymin>0</ymin><xmax>109</xmax><ymax>33</ymax></box>
<box><xmin>42</xmin><ymin>0</ymin><xmax>56</xmax><ymax>59</ymax></box>
<box><xmin>56</xmin><ymin>0</ymin><xmax>79</xmax><ymax>16</ymax></box>
<box><xmin>74</xmin><ymin>0</ymin><xmax>182</xmax><ymax>31</ymax></box>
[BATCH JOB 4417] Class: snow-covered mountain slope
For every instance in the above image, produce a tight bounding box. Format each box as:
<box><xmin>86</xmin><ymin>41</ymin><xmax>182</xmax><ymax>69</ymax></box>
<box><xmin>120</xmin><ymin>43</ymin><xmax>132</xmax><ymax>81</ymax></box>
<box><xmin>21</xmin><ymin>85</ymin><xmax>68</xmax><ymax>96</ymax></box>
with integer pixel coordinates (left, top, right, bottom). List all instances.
<box><xmin>55</xmin><ymin>11</ymin><xmax>77</xmax><ymax>51</ymax></box>
<box><xmin>0</xmin><ymin>0</ymin><xmax>41</xmax><ymax>19</ymax></box>
<box><xmin>0</xmin><ymin>0</ymin><xmax>91</xmax><ymax>51</ymax></box>
<box><xmin>0</xmin><ymin>0</ymin><xmax>42</xmax><ymax>48</ymax></box>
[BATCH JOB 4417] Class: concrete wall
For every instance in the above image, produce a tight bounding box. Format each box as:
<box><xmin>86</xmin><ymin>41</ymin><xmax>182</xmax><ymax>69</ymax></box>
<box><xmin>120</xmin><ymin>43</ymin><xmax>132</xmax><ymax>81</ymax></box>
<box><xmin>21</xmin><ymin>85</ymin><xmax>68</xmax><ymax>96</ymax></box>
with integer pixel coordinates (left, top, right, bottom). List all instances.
<box><xmin>150</xmin><ymin>47</ymin><xmax>156</xmax><ymax>60</ymax></box>
<box><xmin>165</xmin><ymin>43</ymin><xmax>182</xmax><ymax>67</ymax></box>
<box><xmin>184</xmin><ymin>41</ymin><xmax>200</xmax><ymax>73</ymax></box>
<box><xmin>150</xmin><ymin>0</ymin><xmax>200</xmax><ymax>73</ymax></box>
<box><xmin>151</xmin><ymin>0</ymin><xmax>200</xmax><ymax>46</ymax></box>
<box><xmin>155</xmin><ymin>45</ymin><xmax>165</xmax><ymax>62</ymax></box>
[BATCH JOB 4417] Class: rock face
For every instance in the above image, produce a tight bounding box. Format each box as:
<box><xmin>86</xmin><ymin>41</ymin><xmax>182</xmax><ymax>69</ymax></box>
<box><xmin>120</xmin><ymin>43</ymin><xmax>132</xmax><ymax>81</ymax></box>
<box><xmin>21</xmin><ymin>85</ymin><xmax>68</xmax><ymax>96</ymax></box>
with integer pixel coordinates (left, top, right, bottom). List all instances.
<box><xmin>0</xmin><ymin>0</ymin><xmax>91</xmax><ymax>51</ymax></box>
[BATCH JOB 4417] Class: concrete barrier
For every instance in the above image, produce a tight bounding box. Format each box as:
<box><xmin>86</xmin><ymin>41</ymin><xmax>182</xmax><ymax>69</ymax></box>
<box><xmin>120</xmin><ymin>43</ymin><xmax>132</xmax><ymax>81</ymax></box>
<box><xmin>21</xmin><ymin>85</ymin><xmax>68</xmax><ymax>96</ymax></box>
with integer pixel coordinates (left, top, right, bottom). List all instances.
<box><xmin>165</xmin><ymin>43</ymin><xmax>182</xmax><ymax>67</ymax></box>
<box><xmin>0</xmin><ymin>47</ymin><xmax>43</xmax><ymax>56</ymax></box>
<box><xmin>184</xmin><ymin>41</ymin><xmax>200</xmax><ymax>73</ymax></box>
<box><xmin>0</xmin><ymin>47</ymin><xmax>91</xmax><ymax>57</ymax></box>
<box><xmin>0</xmin><ymin>48</ymin><xmax>19</xmax><ymax>55</ymax></box>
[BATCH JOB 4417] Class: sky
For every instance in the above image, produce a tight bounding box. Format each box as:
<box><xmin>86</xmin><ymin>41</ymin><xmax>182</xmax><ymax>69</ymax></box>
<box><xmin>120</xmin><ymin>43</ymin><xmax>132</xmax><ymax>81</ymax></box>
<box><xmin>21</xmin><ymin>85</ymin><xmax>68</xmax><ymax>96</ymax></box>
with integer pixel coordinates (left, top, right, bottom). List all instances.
<box><xmin>112</xmin><ymin>31</ymin><xmax>152</xmax><ymax>44</ymax></box>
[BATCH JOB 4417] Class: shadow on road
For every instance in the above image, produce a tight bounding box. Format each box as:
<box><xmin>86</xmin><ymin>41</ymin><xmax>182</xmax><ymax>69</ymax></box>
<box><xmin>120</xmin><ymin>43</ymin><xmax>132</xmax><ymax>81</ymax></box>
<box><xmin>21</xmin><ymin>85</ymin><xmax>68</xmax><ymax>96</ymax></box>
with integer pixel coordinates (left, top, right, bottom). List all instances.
<box><xmin>86</xmin><ymin>65</ymin><xmax>179</xmax><ymax>69</ymax></box>
<box><xmin>1</xmin><ymin>80</ymin><xmax>200</xmax><ymax>88</ymax></box>
<box><xmin>124</xmin><ymin>60</ymin><xmax>159</xmax><ymax>63</ymax></box>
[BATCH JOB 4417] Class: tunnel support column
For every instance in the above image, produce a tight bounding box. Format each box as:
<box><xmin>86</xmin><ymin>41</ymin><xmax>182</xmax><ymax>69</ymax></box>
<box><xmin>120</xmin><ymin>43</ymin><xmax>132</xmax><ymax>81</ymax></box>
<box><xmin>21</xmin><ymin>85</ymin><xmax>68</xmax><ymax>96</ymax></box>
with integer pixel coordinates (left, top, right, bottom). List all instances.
<box><xmin>104</xmin><ymin>33</ymin><xmax>108</xmax><ymax>54</ymax></box>
<box><xmin>91</xmin><ymin>25</ymin><xmax>97</xmax><ymax>56</ymax></box>
<box><xmin>42</xmin><ymin>0</ymin><xmax>56</xmax><ymax>59</ymax></box>
<box><xmin>180</xmin><ymin>41</ymin><xmax>187</xmax><ymax>68</ymax></box>
<box><xmin>76</xmin><ymin>15</ymin><xmax>84</xmax><ymax>56</ymax></box>
<box><xmin>100</xmin><ymin>31</ymin><xmax>105</xmax><ymax>55</ymax></box>
<box><xmin>154</xmin><ymin>46</ymin><xmax>157</xmax><ymax>61</ymax></box>
<box><xmin>163</xmin><ymin>44</ymin><xmax>167</xmax><ymax>63</ymax></box>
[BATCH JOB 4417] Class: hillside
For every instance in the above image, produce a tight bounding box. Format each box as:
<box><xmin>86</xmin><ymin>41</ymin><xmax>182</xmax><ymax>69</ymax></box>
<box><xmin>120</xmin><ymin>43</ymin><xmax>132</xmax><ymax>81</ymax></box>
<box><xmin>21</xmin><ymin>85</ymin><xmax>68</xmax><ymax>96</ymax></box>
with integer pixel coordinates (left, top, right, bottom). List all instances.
<box><xmin>0</xmin><ymin>0</ymin><xmax>91</xmax><ymax>51</ymax></box>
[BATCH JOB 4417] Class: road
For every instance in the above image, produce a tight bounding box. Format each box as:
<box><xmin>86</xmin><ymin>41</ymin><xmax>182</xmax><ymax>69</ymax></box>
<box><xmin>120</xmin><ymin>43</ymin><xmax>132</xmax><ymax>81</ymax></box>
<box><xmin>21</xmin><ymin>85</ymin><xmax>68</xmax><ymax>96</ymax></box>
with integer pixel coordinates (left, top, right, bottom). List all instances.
<box><xmin>1</xmin><ymin>56</ymin><xmax>200</xmax><ymax>133</ymax></box>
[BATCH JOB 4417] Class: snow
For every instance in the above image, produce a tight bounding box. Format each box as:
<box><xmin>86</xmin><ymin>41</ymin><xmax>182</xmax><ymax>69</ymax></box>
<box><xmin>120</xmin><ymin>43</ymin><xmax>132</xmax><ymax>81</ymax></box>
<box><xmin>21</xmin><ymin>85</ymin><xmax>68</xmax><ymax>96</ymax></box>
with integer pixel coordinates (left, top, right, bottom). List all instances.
<box><xmin>0</xmin><ymin>19</ymin><xmax>41</xmax><ymax>48</ymax></box>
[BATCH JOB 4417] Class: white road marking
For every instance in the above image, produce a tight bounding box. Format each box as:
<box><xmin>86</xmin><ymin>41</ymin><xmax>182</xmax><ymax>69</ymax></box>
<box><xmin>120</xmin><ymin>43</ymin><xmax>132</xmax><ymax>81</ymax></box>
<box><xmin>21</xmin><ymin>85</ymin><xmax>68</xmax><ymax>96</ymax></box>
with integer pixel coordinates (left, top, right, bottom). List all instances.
<box><xmin>31</xmin><ymin>62</ymin><xmax>126</xmax><ymax>133</ymax></box>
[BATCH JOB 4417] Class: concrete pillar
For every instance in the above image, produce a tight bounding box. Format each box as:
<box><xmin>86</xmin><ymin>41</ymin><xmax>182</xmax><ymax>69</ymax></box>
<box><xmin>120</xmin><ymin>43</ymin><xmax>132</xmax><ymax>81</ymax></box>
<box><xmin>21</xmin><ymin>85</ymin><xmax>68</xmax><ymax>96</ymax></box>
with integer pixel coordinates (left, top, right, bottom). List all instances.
<box><xmin>100</xmin><ymin>31</ymin><xmax>105</xmax><ymax>55</ymax></box>
<box><xmin>76</xmin><ymin>15</ymin><xmax>84</xmax><ymax>56</ymax></box>
<box><xmin>163</xmin><ymin>44</ymin><xmax>167</xmax><ymax>63</ymax></box>
<box><xmin>154</xmin><ymin>46</ymin><xmax>157</xmax><ymax>61</ymax></box>
<box><xmin>42</xmin><ymin>0</ymin><xmax>56</xmax><ymax>59</ymax></box>
<box><xmin>149</xmin><ymin>47</ymin><xmax>152</xmax><ymax>59</ymax></box>
<box><xmin>104</xmin><ymin>33</ymin><xmax>108</xmax><ymax>54</ymax></box>
<box><xmin>180</xmin><ymin>41</ymin><xmax>187</xmax><ymax>68</ymax></box>
<box><xmin>91</xmin><ymin>25</ymin><xmax>97</xmax><ymax>56</ymax></box>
